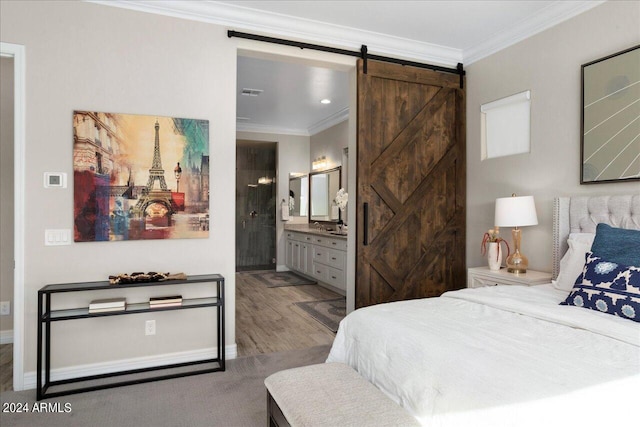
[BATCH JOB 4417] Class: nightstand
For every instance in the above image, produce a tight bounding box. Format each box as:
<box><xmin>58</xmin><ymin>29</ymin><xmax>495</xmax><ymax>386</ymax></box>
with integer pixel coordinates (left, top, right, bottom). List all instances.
<box><xmin>467</xmin><ymin>266</ymin><xmax>552</xmax><ymax>288</ymax></box>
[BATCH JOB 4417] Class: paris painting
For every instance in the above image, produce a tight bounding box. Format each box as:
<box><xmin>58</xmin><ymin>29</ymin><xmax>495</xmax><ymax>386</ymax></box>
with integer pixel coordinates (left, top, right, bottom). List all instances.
<box><xmin>73</xmin><ymin>111</ymin><xmax>210</xmax><ymax>242</ymax></box>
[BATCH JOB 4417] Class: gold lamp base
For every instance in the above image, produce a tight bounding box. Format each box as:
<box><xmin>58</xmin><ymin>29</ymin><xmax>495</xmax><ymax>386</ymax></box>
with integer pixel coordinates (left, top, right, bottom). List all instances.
<box><xmin>507</xmin><ymin>228</ymin><xmax>529</xmax><ymax>274</ymax></box>
<box><xmin>506</xmin><ymin>251</ymin><xmax>529</xmax><ymax>274</ymax></box>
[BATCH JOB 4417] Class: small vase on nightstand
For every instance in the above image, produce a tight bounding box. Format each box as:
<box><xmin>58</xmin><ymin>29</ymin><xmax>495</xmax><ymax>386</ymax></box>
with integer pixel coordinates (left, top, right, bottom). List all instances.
<box><xmin>487</xmin><ymin>242</ymin><xmax>502</xmax><ymax>271</ymax></box>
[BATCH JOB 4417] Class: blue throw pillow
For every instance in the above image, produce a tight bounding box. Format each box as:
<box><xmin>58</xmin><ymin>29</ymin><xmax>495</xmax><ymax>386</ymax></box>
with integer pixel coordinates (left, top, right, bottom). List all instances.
<box><xmin>590</xmin><ymin>223</ymin><xmax>640</xmax><ymax>266</ymax></box>
<box><xmin>561</xmin><ymin>251</ymin><xmax>640</xmax><ymax>322</ymax></box>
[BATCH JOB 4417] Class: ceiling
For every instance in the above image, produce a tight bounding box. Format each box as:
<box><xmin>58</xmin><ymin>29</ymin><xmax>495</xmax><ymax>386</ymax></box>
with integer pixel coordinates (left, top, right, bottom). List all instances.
<box><xmin>237</xmin><ymin>56</ymin><xmax>349</xmax><ymax>135</ymax></box>
<box><xmin>95</xmin><ymin>0</ymin><xmax>605</xmax><ymax>134</ymax></box>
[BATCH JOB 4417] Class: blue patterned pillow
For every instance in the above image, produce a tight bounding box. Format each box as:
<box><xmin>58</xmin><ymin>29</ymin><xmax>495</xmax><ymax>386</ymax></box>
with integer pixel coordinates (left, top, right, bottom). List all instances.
<box><xmin>590</xmin><ymin>223</ymin><xmax>640</xmax><ymax>266</ymax></box>
<box><xmin>561</xmin><ymin>251</ymin><xmax>640</xmax><ymax>322</ymax></box>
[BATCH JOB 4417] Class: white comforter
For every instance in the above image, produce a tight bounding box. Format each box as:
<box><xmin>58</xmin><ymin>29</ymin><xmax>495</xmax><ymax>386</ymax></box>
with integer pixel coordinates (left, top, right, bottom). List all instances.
<box><xmin>327</xmin><ymin>285</ymin><xmax>640</xmax><ymax>426</ymax></box>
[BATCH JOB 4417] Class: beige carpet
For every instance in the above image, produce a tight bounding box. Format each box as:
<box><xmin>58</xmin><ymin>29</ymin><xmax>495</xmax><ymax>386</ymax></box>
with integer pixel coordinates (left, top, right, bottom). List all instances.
<box><xmin>0</xmin><ymin>345</ymin><xmax>330</xmax><ymax>427</ymax></box>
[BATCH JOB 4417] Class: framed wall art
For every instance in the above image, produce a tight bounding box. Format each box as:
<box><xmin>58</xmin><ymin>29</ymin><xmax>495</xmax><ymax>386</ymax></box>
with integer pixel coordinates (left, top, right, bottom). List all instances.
<box><xmin>581</xmin><ymin>45</ymin><xmax>640</xmax><ymax>184</ymax></box>
<box><xmin>73</xmin><ymin>111</ymin><xmax>210</xmax><ymax>242</ymax></box>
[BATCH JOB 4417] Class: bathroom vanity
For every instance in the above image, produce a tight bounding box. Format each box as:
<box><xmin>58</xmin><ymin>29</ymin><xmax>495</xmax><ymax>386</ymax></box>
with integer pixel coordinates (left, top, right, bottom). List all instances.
<box><xmin>285</xmin><ymin>228</ymin><xmax>347</xmax><ymax>294</ymax></box>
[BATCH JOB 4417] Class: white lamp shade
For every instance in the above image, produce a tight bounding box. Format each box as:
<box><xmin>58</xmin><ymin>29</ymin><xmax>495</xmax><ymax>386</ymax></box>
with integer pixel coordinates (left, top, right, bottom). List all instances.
<box><xmin>494</xmin><ymin>195</ymin><xmax>538</xmax><ymax>227</ymax></box>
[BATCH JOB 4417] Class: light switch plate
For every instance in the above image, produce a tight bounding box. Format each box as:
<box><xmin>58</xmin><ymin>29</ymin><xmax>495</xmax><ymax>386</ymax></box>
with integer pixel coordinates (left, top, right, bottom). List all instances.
<box><xmin>0</xmin><ymin>301</ymin><xmax>10</xmax><ymax>316</ymax></box>
<box><xmin>45</xmin><ymin>229</ymin><xmax>72</xmax><ymax>246</ymax></box>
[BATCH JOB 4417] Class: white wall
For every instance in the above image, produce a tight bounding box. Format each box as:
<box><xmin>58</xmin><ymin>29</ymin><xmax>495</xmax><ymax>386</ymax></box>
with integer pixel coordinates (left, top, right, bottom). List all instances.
<box><xmin>311</xmin><ymin>120</ymin><xmax>350</xmax><ymax>222</ymax></box>
<box><xmin>0</xmin><ymin>56</ymin><xmax>14</xmax><ymax>335</ymax></box>
<box><xmin>236</xmin><ymin>131</ymin><xmax>310</xmax><ymax>270</ymax></box>
<box><xmin>310</xmin><ymin>120</ymin><xmax>348</xmax><ymax>172</ymax></box>
<box><xmin>466</xmin><ymin>0</ymin><xmax>640</xmax><ymax>272</ymax></box>
<box><xmin>0</xmin><ymin>0</ymin><xmax>237</xmax><ymax>381</ymax></box>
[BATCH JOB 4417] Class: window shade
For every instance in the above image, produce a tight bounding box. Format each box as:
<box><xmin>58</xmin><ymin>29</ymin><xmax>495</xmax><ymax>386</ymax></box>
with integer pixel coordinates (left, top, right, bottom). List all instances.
<box><xmin>481</xmin><ymin>90</ymin><xmax>531</xmax><ymax>160</ymax></box>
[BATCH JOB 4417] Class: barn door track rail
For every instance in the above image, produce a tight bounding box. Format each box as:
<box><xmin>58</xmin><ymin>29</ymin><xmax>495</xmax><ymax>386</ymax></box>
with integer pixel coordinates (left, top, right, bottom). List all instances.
<box><xmin>227</xmin><ymin>30</ymin><xmax>465</xmax><ymax>88</ymax></box>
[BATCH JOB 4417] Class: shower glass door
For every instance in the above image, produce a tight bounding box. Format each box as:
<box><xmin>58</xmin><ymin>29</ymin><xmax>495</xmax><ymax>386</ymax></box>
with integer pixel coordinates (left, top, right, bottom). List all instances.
<box><xmin>236</xmin><ymin>141</ymin><xmax>276</xmax><ymax>271</ymax></box>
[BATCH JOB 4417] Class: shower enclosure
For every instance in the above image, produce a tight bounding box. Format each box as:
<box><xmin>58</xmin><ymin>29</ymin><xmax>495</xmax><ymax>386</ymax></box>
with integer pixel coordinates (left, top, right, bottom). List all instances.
<box><xmin>236</xmin><ymin>141</ymin><xmax>276</xmax><ymax>271</ymax></box>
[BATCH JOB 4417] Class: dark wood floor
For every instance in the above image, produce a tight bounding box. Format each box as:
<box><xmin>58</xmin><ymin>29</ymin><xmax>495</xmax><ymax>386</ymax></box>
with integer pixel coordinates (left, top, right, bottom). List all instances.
<box><xmin>0</xmin><ymin>275</ymin><xmax>341</xmax><ymax>392</ymax></box>
<box><xmin>235</xmin><ymin>272</ymin><xmax>341</xmax><ymax>357</ymax></box>
<box><xmin>0</xmin><ymin>343</ymin><xmax>12</xmax><ymax>392</ymax></box>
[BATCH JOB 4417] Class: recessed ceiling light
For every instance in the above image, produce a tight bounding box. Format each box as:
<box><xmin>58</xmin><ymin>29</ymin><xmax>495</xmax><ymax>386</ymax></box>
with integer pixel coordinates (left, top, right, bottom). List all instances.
<box><xmin>320</xmin><ymin>99</ymin><xmax>331</xmax><ymax>104</ymax></box>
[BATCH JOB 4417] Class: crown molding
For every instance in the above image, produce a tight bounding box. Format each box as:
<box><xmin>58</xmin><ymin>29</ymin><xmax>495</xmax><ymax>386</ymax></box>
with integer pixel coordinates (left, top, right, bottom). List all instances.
<box><xmin>89</xmin><ymin>0</ymin><xmax>605</xmax><ymax>66</ymax></box>
<box><xmin>236</xmin><ymin>107</ymin><xmax>349</xmax><ymax>137</ymax></box>
<box><xmin>87</xmin><ymin>0</ymin><xmax>462</xmax><ymax>66</ymax></box>
<box><xmin>463</xmin><ymin>1</ymin><xmax>607</xmax><ymax>64</ymax></box>
<box><xmin>308</xmin><ymin>108</ymin><xmax>349</xmax><ymax>136</ymax></box>
<box><xmin>236</xmin><ymin>122</ymin><xmax>310</xmax><ymax>137</ymax></box>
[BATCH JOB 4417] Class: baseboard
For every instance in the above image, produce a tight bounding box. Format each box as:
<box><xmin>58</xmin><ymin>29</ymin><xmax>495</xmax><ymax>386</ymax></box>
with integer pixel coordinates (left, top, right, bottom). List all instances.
<box><xmin>0</xmin><ymin>329</ymin><xmax>13</xmax><ymax>344</ymax></box>
<box><xmin>21</xmin><ymin>343</ymin><xmax>238</xmax><ymax>390</ymax></box>
<box><xmin>276</xmin><ymin>264</ymin><xmax>290</xmax><ymax>272</ymax></box>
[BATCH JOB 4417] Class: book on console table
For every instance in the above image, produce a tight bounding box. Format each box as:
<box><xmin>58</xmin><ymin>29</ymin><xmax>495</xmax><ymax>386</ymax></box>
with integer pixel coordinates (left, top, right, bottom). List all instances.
<box><xmin>89</xmin><ymin>297</ymin><xmax>126</xmax><ymax>311</ymax></box>
<box><xmin>89</xmin><ymin>306</ymin><xmax>126</xmax><ymax>313</ymax></box>
<box><xmin>149</xmin><ymin>295</ymin><xmax>182</xmax><ymax>305</ymax></box>
<box><xmin>149</xmin><ymin>301</ymin><xmax>182</xmax><ymax>308</ymax></box>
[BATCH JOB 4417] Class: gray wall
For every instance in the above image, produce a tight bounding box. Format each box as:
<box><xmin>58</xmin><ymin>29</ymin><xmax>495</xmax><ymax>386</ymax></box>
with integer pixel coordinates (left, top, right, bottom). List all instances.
<box><xmin>3</xmin><ymin>0</ymin><xmax>639</xmax><ymax>385</ymax></box>
<box><xmin>310</xmin><ymin>120</ymin><xmax>348</xmax><ymax>173</ymax></box>
<box><xmin>0</xmin><ymin>56</ymin><xmax>14</xmax><ymax>334</ymax></box>
<box><xmin>1</xmin><ymin>1</ymin><xmax>237</xmax><ymax>376</ymax></box>
<box><xmin>466</xmin><ymin>0</ymin><xmax>640</xmax><ymax>272</ymax></box>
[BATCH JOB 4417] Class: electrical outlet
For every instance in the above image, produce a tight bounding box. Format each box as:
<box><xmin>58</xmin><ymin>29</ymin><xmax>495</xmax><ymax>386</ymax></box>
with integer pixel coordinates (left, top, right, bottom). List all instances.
<box><xmin>145</xmin><ymin>320</ymin><xmax>156</xmax><ymax>336</ymax></box>
<box><xmin>0</xmin><ymin>301</ymin><xmax>10</xmax><ymax>316</ymax></box>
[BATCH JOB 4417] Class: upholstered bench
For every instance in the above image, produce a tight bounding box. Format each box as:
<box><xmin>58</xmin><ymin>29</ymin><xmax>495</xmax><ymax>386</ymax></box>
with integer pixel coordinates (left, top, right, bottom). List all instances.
<box><xmin>264</xmin><ymin>362</ymin><xmax>420</xmax><ymax>427</ymax></box>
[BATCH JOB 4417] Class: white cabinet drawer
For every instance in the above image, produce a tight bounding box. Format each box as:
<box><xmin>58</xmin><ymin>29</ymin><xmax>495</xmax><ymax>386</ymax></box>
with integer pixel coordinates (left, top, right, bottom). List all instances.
<box><xmin>312</xmin><ymin>246</ymin><xmax>346</xmax><ymax>270</ymax></box>
<box><xmin>311</xmin><ymin>235</ymin><xmax>348</xmax><ymax>250</ymax></box>
<box><xmin>286</xmin><ymin>232</ymin><xmax>310</xmax><ymax>243</ymax></box>
<box><xmin>467</xmin><ymin>267</ymin><xmax>552</xmax><ymax>288</ymax></box>
<box><xmin>311</xmin><ymin>262</ymin><xmax>327</xmax><ymax>281</ymax></box>
<box><xmin>468</xmin><ymin>276</ymin><xmax>500</xmax><ymax>288</ymax></box>
<box><xmin>325</xmin><ymin>266</ymin><xmax>346</xmax><ymax>291</ymax></box>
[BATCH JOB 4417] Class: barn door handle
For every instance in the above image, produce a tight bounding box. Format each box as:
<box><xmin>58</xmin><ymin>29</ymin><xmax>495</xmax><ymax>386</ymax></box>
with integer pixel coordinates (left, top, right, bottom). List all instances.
<box><xmin>363</xmin><ymin>203</ymin><xmax>369</xmax><ymax>246</ymax></box>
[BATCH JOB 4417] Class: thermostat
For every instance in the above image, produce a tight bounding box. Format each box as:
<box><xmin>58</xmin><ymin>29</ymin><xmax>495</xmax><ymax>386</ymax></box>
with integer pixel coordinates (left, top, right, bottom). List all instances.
<box><xmin>44</xmin><ymin>172</ymin><xmax>67</xmax><ymax>188</ymax></box>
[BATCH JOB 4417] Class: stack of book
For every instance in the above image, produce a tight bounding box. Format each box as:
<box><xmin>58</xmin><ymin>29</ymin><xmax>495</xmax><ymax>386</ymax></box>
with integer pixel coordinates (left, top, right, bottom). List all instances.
<box><xmin>89</xmin><ymin>298</ymin><xmax>126</xmax><ymax>313</ymax></box>
<box><xmin>149</xmin><ymin>295</ymin><xmax>182</xmax><ymax>308</ymax></box>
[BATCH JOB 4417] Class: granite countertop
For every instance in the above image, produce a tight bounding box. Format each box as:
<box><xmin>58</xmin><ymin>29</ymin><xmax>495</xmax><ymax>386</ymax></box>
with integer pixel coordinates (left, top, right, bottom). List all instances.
<box><xmin>284</xmin><ymin>224</ymin><xmax>348</xmax><ymax>240</ymax></box>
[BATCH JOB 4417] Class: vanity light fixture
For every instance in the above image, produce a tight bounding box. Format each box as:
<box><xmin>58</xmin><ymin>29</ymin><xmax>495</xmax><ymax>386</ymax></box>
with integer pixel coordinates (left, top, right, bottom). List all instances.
<box><xmin>320</xmin><ymin>99</ymin><xmax>331</xmax><ymax>104</ymax></box>
<box><xmin>312</xmin><ymin>156</ymin><xmax>327</xmax><ymax>170</ymax></box>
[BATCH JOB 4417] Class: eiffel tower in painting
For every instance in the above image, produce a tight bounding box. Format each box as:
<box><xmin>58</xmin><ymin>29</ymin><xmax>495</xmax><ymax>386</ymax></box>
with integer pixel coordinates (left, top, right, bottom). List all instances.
<box><xmin>135</xmin><ymin>120</ymin><xmax>175</xmax><ymax>216</ymax></box>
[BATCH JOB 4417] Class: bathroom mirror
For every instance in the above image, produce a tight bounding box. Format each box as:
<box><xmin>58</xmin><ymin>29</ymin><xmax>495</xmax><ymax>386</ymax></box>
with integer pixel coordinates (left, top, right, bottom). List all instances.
<box><xmin>288</xmin><ymin>173</ymin><xmax>308</xmax><ymax>217</ymax></box>
<box><xmin>309</xmin><ymin>166</ymin><xmax>341</xmax><ymax>222</ymax></box>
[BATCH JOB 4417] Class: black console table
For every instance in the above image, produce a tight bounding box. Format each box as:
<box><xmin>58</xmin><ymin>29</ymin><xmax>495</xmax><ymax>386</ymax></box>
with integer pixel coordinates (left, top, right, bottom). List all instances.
<box><xmin>37</xmin><ymin>274</ymin><xmax>224</xmax><ymax>400</ymax></box>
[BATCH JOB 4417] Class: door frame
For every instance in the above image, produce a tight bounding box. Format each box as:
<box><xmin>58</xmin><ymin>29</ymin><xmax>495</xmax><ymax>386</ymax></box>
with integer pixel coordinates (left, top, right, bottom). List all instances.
<box><xmin>0</xmin><ymin>41</ymin><xmax>26</xmax><ymax>391</ymax></box>
<box><xmin>234</xmin><ymin>41</ymin><xmax>358</xmax><ymax>313</ymax></box>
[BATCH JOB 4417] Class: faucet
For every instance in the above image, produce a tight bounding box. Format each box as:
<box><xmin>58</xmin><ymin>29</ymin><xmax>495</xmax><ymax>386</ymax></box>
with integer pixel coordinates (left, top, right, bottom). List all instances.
<box><xmin>313</xmin><ymin>222</ymin><xmax>324</xmax><ymax>231</ymax></box>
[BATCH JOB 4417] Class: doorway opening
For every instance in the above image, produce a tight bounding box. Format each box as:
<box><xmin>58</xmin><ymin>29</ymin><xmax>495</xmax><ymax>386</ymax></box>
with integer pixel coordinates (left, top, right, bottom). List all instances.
<box><xmin>234</xmin><ymin>49</ymin><xmax>355</xmax><ymax>357</ymax></box>
<box><xmin>0</xmin><ymin>54</ymin><xmax>15</xmax><ymax>392</ymax></box>
<box><xmin>0</xmin><ymin>41</ymin><xmax>25</xmax><ymax>392</ymax></box>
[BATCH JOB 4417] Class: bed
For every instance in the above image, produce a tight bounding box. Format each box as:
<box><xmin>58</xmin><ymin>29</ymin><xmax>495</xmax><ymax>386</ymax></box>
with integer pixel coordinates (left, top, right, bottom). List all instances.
<box><xmin>327</xmin><ymin>194</ymin><xmax>640</xmax><ymax>426</ymax></box>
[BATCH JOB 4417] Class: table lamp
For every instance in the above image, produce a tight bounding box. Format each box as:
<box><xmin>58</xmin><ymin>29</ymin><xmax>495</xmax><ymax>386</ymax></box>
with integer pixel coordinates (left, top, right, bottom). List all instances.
<box><xmin>494</xmin><ymin>194</ymin><xmax>538</xmax><ymax>274</ymax></box>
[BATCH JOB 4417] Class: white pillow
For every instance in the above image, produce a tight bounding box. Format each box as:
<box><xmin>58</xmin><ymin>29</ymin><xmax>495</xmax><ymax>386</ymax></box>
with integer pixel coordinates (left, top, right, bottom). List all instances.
<box><xmin>552</xmin><ymin>233</ymin><xmax>595</xmax><ymax>291</ymax></box>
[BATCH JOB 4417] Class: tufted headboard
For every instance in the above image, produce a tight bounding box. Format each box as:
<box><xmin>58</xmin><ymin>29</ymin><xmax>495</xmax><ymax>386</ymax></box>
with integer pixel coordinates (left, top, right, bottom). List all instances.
<box><xmin>552</xmin><ymin>194</ymin><xmax>640</xmax><ymax>279</ymax></box>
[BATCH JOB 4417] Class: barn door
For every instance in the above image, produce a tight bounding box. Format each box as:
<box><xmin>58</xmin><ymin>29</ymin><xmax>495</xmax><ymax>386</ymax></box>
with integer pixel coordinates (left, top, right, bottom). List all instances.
<box><xmin>356</xmin><ymin>59</ymin><xmax>466</xmax><ymax>308</ymax></box>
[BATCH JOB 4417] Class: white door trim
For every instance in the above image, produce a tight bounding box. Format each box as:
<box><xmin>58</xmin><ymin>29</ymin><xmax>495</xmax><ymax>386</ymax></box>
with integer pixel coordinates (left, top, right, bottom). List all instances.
<box><xmin>1</xmin><ymin>41</ymin><xmax>26</xmax><ymax>391</ymax></box>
